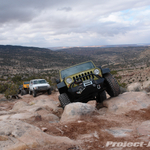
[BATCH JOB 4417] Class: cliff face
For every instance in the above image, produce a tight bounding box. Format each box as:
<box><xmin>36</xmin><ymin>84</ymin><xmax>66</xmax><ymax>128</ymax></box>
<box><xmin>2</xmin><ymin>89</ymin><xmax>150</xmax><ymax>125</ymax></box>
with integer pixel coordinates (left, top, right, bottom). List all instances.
<box><xmin>0</xmin><ymin>91</ymin><xmax>150</xmax><ymax>150</ymax></box>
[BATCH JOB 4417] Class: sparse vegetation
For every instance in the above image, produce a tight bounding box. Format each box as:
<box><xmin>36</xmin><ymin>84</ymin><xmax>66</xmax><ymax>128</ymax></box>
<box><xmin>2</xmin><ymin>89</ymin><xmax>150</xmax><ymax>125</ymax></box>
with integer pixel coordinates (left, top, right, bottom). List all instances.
<box><xmin>0</xmin><ymin>45</ymin><xmax>150</xmax><ymax>98</ymax></box>
<box><xmin>4</xmin><ymin>84</ymin><xmax>18</xmax><ymax>99</ymax></box>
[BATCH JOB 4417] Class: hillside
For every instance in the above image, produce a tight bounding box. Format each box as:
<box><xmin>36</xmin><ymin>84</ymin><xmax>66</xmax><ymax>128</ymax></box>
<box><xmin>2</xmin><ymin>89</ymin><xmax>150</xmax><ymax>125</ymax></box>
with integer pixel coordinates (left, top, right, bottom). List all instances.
<box><xmin>58</xmin><ymin>46</ymin><xmax>150</xmax><ymax>69</ymax></box>
<box><xmin>0</xmin><ymin>45</ymin><xmax>90</xmax><ymax>76</ymax></box>
<box><xmin>0</xmin><ymin>45</ymin><xmax>150</xmax><ymax>80</ymax></box>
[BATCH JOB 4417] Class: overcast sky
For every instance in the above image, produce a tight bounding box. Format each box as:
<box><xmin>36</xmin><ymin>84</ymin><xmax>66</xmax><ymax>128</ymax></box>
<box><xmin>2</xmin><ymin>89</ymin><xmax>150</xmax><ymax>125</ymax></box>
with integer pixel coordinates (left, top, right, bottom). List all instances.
<box><xmin>0</xmin><ymin>0</ymin><xmax>150</xmax><ymax>47</ymax></box>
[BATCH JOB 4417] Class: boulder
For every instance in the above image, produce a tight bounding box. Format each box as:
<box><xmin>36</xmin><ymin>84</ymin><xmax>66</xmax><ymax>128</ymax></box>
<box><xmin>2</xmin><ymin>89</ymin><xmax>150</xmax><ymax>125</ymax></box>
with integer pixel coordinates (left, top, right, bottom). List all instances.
<box><xmin>127</xmin><ymin>82</ymin><xmax>142</xmax><ymax>92</ymax></box>
<box><xmin>0</xmin><ymin>120</ymin><xmax>76</xmax><ymax>150</ymax></box>
<box><xmin>1</xmin><ymin>99</ymin><xmax>61</xmax><ymax>121</ymax></box>
<box><xmin>103</xmin><ymin>92</ymin><xmax>150</xmax><ymax>114</ymax></box>
<box><xmin>0</xmin><ymin>94</ymin><xmax>7</xmax><ymax>101</ymax></box>
<box><xmin>142</xmin><ymin>80</ymin><xmax>150</xmax><ymax>89</ymax></box>
<box><xmin>12</xmin><ymin>99</ymin><xmax>58</xmax><ymax>113</ymax></box>
<box><xmin>60</xmin><ymin>102</ymin><xmax>95</xmax><ymax>122</ymax></box>
<box><xmin>105</xmin><ymin>128</ymin><xmax>132</xmax><ymax>137</ymax></box>
<box><xmin>120</xmin><ymin>86</ymin><xmax>127</xmax><ymax>94</ymax></box>
<box><xmin>42</xmin><ymin>114</ymin><xmax>59</xmax><ymax>122</ymax></box>
<box><xmin>12</xmin><ymin>101</ymin><xmax>29</xmax><ymax>111</ymax></box>
<box><xmin>137</xmin><ymin>121</ymin><xmax>150</xmax><ymax>136</ymax></box>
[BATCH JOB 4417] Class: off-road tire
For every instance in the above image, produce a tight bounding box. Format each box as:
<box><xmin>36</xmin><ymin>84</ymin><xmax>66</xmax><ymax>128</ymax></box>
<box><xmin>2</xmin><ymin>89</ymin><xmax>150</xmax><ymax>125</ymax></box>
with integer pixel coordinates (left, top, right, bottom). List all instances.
<box><xmin>21</xmin><ymin>90</ymin><xmax>26</xmax><ymax>96</ymax></box>
<box><xmin>47</xmin><ymin>89</ymin><xmax>51</xmax><ymax>95</ymax></box>
<box><xmin>96</xmin><ymin>90</ymin><xmax>106</xmax><ymax>103</ymax></box>
<box><xmin>29</xmin><ymin>89</ymin><xmax>32</xmax><ymax>95</ymax></box>
<box><xmin>33</xmin><ymin>90</ymin><xmax>36</xmax><ymax>97</ymax></box>
<box><xmin>58</xmin><ymin>93</ymin><xmax>71</xmax><ymax>109</ymax></box>
<box><xmin>104</xmin><ymin>73</ymin><xmax>120</xmax><ymax>97</ymax></box>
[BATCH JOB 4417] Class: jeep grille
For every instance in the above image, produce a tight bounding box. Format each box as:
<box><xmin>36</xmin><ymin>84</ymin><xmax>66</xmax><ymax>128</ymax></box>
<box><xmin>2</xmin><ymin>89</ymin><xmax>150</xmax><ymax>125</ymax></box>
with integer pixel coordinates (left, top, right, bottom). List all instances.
<box><xmin>73</xmin><ymin>71</ymin><xmax>95</xmax><ymax>82</ymax></box>
<box><xmin>38</xmin><ymin>86</ymin><xmax>47</xmax><ymax>90</ymax></box>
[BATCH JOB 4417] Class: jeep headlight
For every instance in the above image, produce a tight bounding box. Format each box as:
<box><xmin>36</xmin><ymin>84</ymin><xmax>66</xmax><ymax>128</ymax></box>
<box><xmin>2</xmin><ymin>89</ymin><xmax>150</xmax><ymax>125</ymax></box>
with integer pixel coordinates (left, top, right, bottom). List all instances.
<box><xmin>66</xmin><ymin>78</ymin><xmax>73</xmax><ymax>84</ymax></box>
<box><xmin>94</xmin><ymin>69</ymin><xmax>100</xmax><ymax>75</ymax></box>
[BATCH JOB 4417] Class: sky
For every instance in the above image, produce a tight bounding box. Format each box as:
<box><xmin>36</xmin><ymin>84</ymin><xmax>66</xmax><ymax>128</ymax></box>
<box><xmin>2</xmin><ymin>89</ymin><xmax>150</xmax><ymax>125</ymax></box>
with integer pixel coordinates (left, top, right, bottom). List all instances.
<box><xmin>0</xmin><ymin>0</ymin><xmax>150</xmax><ymax>47</ymax></box>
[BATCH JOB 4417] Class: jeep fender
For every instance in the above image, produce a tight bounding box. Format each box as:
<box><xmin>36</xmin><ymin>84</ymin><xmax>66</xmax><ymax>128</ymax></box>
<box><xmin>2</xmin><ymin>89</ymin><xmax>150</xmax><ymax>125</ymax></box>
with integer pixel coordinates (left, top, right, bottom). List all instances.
<box><xmin>101</xmin><ymin>68</ymin><xmax>110</xmax><ymax>75</ymax></box>
<box><xmin>98</xmin><ymin>66</ymin><xmax>110</xmax><ymax>75</ymax></box>
<box><xmin>57</xmin><ymin>81</ymin><xmax>67</xmax><ymax>94</ymax></box>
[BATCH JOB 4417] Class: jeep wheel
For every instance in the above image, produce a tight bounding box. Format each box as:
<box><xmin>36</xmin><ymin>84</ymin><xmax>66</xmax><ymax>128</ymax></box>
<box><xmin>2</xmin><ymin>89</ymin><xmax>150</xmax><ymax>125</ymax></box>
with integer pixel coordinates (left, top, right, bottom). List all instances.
<box><xmin>29</xmin><ymin>89</ymin><xmax>32</xmax><ymax>95</ymax></box>
<box><xmin>47</xmin><ymin>89</ymin><xmax>51</xmax><ymax>95</ymax></box>
<box><xmin>21</xmin><ymin>90</ymin><xmax>25</xmax><ymax>96</ymax></box>
<box><xmin>33</xmin><ymin>90</ymin><xmax>36</xmax><ymax>97</ymax></box>
<box><xmin>104</xmin><ymin>73</ymin><xmax>120</xmax><ymax>97</ymax></box>
<box><xmin>96</xmin><ymin>90</ymin><xmax>106</xmax><ymax>103</ymax></box>
<box><xmin>58</xmin><ymin>93</ymin><xmax>71</xmax><ymax>109</ymax></box>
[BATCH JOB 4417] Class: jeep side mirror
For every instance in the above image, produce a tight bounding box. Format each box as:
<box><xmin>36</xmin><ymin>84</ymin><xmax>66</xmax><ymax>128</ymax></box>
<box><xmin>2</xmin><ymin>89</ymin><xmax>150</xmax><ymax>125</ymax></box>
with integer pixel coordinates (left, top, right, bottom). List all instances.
<box><xmin>56</xmin><ymin>79</ymin><xmax>60</xmax><ymax>84</ymax></box>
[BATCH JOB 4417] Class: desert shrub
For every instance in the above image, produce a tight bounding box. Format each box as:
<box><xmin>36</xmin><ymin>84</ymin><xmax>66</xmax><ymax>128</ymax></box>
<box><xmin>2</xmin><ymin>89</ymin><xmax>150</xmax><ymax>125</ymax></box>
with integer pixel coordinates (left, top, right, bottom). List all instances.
<box><xmin>47</xmin><ymin>77</ymin><xmax>57</xmax><ymax>91</ymax></box>
<box><xmin>115</xmin><ymin>75</ymin><xmax>122</xmax><ymax>79</ymax></box>
<box><xmin>0</xmin><ymin>83</ymin><xmax>9</xmax><ymax>93</ymax></box>
<box><xmin>119</xmin><ymin>82</ymin><xmax>127</xmax><ymax>88</ymax></box>
<box><xmin>111</xmin><ymin>70</ymin><xmax>118</xmax><ymax>75</ymax></box>
<box><xmin>12</xmin><ymin>75</ymin><xmax>22</xmax><ymax>83</ymax></box>
<box><xmin>0</xmin><ymin>78</ymin><xmax>6</xmax><ymax>81</ymax></box>
<box><xmin>4</xmin><ymin>84</ymin><xmax>18</xmax><ymax>99</ymax></box>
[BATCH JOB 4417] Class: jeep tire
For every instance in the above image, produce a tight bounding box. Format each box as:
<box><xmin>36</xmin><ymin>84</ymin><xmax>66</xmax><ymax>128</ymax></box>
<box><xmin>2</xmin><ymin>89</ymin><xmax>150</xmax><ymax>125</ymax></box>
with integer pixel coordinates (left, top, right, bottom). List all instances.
<box><xmin>21</xmin><ymin>90</ymin><xmax>26</xmax><ymax>96</ymax></box>
<box><xmin>33</xmin><ymin>90</ymin><xmax>36</xmax><ymax>97</ymax></box>
<box><xmin>47</xmin><ymin>89</ymin><xmax>51</xmax><ymax>95</ymax></box>
<box><xmin>104</xmin><ymin>73</ymin><xmax>120</xmax><ymax>97</ymax></box>
<box><xmin>58</xmin><ymin>93</ymin><xmax>71</xmax><ymax>109</ymax></box>
<box><xmin>29</xmin><ymin>89</ymin><xmax>32</xmax><ymax>95</ymax></box>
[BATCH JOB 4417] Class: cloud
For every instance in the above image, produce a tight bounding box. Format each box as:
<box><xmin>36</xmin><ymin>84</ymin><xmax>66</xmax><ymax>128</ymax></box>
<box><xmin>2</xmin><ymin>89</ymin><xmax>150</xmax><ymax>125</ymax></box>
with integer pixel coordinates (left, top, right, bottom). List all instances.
<box><xmin>57</xmin><ymin>7</ymin><xmax>72</xmax><ymax>12</ymax></box>
<box><xmin>0</xmin><ymin>0</ymin><xmax>150</xmax><ymax>47</ymax></box>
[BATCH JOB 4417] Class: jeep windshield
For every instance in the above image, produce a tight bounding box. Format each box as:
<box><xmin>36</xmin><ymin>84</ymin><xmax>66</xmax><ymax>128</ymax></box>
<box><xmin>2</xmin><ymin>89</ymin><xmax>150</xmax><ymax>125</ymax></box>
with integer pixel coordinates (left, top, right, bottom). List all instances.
<box><xmin>24</xmin><ymin>82</ymin><xmax>29</xmax><ymax>84</ymax></box>
<box><xmin>61</xmin><ymin>62</ymin><xmax>95</xmax><ymax>79</ymax></box>
<box><xmin>33</xmin><ymin>80</ymin><xmax>47</xmax><ymax>84</ymax></box>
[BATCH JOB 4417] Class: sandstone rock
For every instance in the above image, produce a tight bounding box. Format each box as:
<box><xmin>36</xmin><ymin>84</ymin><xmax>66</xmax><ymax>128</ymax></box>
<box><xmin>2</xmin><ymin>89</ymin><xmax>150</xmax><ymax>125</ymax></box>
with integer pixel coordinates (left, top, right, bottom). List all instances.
<box><xmin>142</xmin><ymin>80</ymin><xmax>150</xmax><ymax>89</ymax></box>
<box><xmin>12</xmin><ymin>101</ymin><xmax>29</xmax><ymax>111</ymax></box>
<box><xmin>0</xmin><ymin>113</ymin><xmax>35</xmax><ymax>121</ymax></box>
<box><xmin>11</xmin><ymin>99</ymin><xmax>59</xmax><ymax>114</ymax></box>
<box><xmin>137</xmin><ymin>120</ymin><xmax>150</xmax><ymax>136</ymax></box>
<box><xmin>0</xmin><ymin>111</ymin><xmax>9</xmax><ymax>115</ymax></box>
<box><xmin>60</xmin><ymin>102</ymin><xmax>95</xmax><ymax>122</ymax></box>
<box><xmin>0</xmin><ymin>94</ymin><xmax>7</xmax><ymax>101</ymax></box>
<box><xmin>105</xmin><ymin>128</ymin><xmax>132</xmax><ymax>137</ymax></box>
<box><xmin>127</xmin><ymin>82</ymin><xmax>142</xmax><ymax>92</ymax></box>
<box><xmin>0</xmin><ymin>120</ymin><xmax>76</xmax><ymax>150</ymax></box>
<box><xmin>103</xmin><ymin>92</ymin><xmax>150</xmax><ymax>114</ymax></box>
<box><xmin>34</xmin><ymin>113</ymin><xmax>42</xmax><ymax>121</ymax></box>
<box><xmin>42</xmin><ymin>114</ymin><xmax>59</xmax><ymax>122</ymax></box>
<box><xmin>41</xmin><ymin>127</ymin><xmax>47</xmax><ymax>132</ymax></box>
<box><xmin>120</xmin><ymin>86</ymin><xmax>127</xmax><ymax>94</ymax></box>
<box><xmin>25</xmin><ymin>99</ymin><xmax>58</xmax><ymax>112</ymax></box>
<box><xmin>1</xmin><ymin>99</ymin><xmax>61</xmax><ymax>121</ymax></box>
<box><xmin>52</xmin><ymin>107</ymin><xmax>63</xmax><ymax>118</ymax></box>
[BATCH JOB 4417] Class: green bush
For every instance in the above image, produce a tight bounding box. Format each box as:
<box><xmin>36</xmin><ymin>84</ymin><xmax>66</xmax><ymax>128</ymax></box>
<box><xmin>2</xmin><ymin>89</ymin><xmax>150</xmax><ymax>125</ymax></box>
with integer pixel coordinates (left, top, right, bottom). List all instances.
<box><xmin>0</xmin><ymin>83</ymin><xmax>9</xmax><ymax>93</ymax></box>
<box><xmin>4</xmin><ymin>84</ymin><xmax>18</xmax><ymax>99</ymax></box>
<box><xmin>12</xmin><ymin>75</ymin><xmax>22</xmax><ymax>83</ymax></box>
<box><xmin>119</xmin><ymin>82</ymin><xmax>127</xmax><ymax>88</ymax></box>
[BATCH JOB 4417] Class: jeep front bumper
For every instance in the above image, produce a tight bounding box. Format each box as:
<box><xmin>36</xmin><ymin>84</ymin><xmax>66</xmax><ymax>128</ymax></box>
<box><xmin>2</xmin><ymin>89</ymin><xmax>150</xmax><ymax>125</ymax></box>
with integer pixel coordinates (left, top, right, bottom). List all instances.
<box><xmin>34</xmin><ymin>86</ymin><xmax>50</xmax><ymax>92</ymax></box>
<box><xmin>68</xmin><ymin>78</ymin><xmax>105</xmax><ymax>100</ymax></box>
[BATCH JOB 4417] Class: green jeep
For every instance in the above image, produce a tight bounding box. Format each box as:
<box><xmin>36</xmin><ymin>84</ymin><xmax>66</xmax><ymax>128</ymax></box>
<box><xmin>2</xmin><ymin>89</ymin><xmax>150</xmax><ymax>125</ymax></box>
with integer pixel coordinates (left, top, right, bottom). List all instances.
<box><xmin>56</xmin><ymin>61</ymin><xmax>120</xmax><ymax>108</ymax></box>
